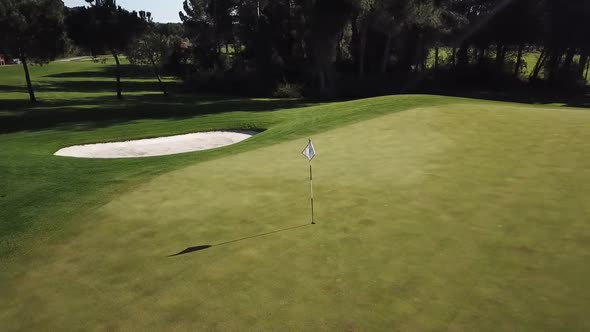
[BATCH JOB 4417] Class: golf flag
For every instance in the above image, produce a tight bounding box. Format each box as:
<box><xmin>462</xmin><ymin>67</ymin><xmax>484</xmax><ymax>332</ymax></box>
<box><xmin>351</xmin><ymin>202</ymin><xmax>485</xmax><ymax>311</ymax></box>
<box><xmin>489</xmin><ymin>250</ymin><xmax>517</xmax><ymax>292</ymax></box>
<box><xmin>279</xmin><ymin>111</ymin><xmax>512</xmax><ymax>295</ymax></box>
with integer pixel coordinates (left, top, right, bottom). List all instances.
<box><xmin>302</xmin><ymin>138</ymin><xmax>316</xmax><ymax>224</ymax></box>
<box><xmin>302</xmin><ymin>139</ymin><xmax>316</xmax><ymax>161</ymax></box>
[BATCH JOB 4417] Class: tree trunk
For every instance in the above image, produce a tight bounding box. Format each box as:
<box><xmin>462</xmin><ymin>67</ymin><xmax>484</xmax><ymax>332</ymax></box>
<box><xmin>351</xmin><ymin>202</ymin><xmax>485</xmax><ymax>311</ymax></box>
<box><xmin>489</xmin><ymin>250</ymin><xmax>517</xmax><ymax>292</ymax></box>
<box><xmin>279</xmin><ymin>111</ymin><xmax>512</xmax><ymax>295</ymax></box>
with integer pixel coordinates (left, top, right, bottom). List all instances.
<box><xmin>479</xmin><ymin>47</ymin><xmax>486</xmax><ymax>65</ymax></box>
<box><xmin>530</xmin><ymin>49</ymin><xmax>546</xmax><ymax>79</ymax></box>
<box><xmin>358</xmin><ymin>18</ymin><xmax>368</xmax><ymax>77</ymax></box>
<box><xmin>314</xmin><ymin>61</ymin><xmax>327</xmax><ymax>96</ymax></box>
<box><xmin>286</xmin><ymin>0</ymin><xmax>294</xmax><ymax>60</ymax></box>
<box><xmin>419</xmin><ymin>44</ymin><xmax>426</xmax><ymax>72</ymax></box>
<box><xmin>150</xmin><ymin>57</ymin><xmax>168</xmax><ymax>96</ymax></box>
<box><xmin>111</xmin><ymin>50</ymin><xmax>123</xmax><ymax>99</ymax></box>
<box><xmin>336</xmin><ymin>30</ymin><xmax>344</xmax><ymax>62</ymax></box>
<box><xmin>308</xmin><ymin>0</ymin><xmax>353</xmax><ymax>96</ymax></box>
<box><xmin>547</xmin><ymin>49</ymin><xmax>564</xmax><ymax>81</ymax></box>
<box><xmin>452</xmin><ymin>47</ymin><xmax>456</xmax><ymax>67</ymax></box>
<box><xmin>213</xmin><ymin>0</ymin><xmax>220</xmax><ymax>55</ymax></box>
<box><xmin>496</xmin><ymin>44</ymin><xmax>505</xmax><ymax>68</ymax></box>
<box><xmin>434</xmin><ymin>46</ymin><xmax>439</xmax><ymax>70</ymax></box>
<box><xmin>585</xmin><ymin>58</ymin><xmax>590</xmax><ymax>82</ymax></box>
<box><xmin>457</xmin><ymin>45</ymin><xmax>468</xmax><ymax>67</ymax></box>
<box><xmin>514</xmin><ymin>44</ymin><xmax>523</xmax><ymax>77</ymax></box>
<box><xmin>351</xmin><ymin>11</ymin><xmax>360</xmax><ymax>68</ymax></box>
<box><xmin>500</xmin><ymin>47</ymin><xmax>507</xmax><ymax>68</ymax></box>
<box><xmin>562</xmin><ymin>47</ymin><xmax>576</xmax><ymax>71</ymax></box>
<box><xmin>380</xmin><ymin>30</ymin><xmax>393</xmax><ymax>74</ymax></box>
<box><xmin>20</xmin><ymin>54</ymin><xmax>37</xmax><ymax>103</ymax></box>
<box><xmin>579</xmin><ymin>48</ymin><xmax>589</xmax><ymax>77</ymax></box>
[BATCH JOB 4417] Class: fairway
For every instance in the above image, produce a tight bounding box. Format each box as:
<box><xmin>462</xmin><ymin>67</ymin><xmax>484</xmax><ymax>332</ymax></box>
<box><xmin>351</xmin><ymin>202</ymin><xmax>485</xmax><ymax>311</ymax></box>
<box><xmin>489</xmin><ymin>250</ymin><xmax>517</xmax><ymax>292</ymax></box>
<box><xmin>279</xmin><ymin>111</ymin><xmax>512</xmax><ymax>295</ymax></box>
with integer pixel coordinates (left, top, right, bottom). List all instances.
<box><xmin>2</xmin><ymin>95</ymin><xmax>590</xmax><ymax>330</ymax></box>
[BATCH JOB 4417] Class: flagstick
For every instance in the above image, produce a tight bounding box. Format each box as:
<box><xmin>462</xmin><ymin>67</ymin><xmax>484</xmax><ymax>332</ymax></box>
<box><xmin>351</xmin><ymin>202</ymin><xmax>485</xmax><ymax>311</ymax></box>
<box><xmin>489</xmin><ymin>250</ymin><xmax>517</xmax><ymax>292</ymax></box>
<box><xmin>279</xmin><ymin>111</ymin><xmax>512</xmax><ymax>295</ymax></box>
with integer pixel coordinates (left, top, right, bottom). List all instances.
<box><xmin>302</xmin><ymin>138</ymin><xmax>316</xmax><ymax>225</ymax></box>
<box><xmin>309</xmin><ymin>161</ymin><xmax>315</xmax><ymax>225</ymax></box>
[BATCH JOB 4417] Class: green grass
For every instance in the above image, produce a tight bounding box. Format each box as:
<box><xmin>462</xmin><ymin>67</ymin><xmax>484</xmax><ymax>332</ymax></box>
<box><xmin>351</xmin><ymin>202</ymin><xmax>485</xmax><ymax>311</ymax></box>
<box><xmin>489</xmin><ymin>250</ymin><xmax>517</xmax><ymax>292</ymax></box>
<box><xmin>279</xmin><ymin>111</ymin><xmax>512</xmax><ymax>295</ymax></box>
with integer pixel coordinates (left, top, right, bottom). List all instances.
<box><xmin>428</xmin><ymin>48</ymin><xmax>589</xmax><ymax>83</ymax></box>
<box><xmin>2</xmin><ymin>61</ymin><xmax>590</xmax><ymax>331</ymax></box>
<box><xmin>522</xmin><ymin>51</ymin><xmax>541</xmax><ymax>76</ymax></box>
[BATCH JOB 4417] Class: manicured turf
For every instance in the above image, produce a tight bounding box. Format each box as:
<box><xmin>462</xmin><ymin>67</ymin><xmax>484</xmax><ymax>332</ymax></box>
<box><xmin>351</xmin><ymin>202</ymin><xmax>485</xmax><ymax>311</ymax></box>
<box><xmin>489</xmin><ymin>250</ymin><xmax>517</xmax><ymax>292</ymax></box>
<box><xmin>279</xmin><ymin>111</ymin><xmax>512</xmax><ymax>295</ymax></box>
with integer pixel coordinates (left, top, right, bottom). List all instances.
<box><xmin>1</xmin><ymin>61</ymin><xmax>590</xmax><ymax>331</ymax></box>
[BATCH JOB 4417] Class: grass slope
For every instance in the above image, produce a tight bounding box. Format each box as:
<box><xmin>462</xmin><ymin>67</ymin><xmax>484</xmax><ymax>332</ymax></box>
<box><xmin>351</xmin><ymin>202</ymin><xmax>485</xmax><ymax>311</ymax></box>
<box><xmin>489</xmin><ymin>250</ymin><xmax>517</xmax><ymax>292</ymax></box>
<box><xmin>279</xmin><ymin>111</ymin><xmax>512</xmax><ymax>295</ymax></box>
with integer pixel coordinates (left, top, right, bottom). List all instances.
<box><xmin>2</xmin><ymin>61</ymin><xmax>590</xmax><ymax>331</ymax></box>
<box><xmin>1</xmin><ymin>58</ymin><xmax>460</xmax><ymax>259</ymax></box>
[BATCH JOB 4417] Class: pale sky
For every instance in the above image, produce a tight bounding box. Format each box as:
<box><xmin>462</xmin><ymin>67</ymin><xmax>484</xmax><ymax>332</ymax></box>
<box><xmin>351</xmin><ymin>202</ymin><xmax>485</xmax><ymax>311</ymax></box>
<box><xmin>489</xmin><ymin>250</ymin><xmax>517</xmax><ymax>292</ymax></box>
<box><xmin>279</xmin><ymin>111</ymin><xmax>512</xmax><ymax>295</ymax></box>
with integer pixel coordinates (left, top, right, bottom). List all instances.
<box><xmin>63</xmin><ymin>0</ymin><xmax>184</xmax><ymax>23</ymax></box>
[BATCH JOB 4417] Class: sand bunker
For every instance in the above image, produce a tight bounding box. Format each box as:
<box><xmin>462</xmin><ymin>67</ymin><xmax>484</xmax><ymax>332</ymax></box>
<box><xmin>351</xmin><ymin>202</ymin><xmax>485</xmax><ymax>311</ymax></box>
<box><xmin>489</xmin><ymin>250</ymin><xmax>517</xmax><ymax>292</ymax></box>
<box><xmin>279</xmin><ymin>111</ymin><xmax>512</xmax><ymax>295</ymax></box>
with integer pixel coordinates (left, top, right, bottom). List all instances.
<box><xmin>55</xmin><ymin>131</ymin><xmax>258</xmax><ymax>159</ymax></box>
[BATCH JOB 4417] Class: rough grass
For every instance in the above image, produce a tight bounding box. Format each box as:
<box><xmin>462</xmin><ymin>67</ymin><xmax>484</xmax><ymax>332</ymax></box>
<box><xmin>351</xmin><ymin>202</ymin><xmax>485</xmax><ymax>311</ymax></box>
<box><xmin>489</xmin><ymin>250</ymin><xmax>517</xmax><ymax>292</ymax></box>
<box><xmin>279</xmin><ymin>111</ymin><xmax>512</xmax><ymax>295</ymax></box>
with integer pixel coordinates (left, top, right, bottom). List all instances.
<box><xmin>2</xmin><ymin>61</ymin><xmax>590</xmax><ymax>331</ymax></box>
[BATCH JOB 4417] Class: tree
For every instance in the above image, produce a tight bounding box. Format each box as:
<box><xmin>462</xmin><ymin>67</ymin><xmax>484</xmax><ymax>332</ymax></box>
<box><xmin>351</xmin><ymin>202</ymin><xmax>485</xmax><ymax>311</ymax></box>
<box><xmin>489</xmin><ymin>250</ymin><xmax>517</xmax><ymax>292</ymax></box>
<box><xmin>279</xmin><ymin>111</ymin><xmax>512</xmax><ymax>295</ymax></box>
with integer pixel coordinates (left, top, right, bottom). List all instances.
<box><xmin>0</xmin><ymin>0</ymin><xmax>65</xmax><ymax>103</ymax></box>
<box><xmin>542</xmin><ymin>0</ymin><xmax>590</xmax><ymax>82</ymax></box>
<box><xmin>353</xmin><ymin>0</ymin><xmax>377</xmax><ymax>77</ymax></box>
<box><xmin>173</xmin><ymin>0</ymin><xmax>590</xmax><ymax>97</ymax></box>
<box><xmin>399</xmin><ymin>0</ymin><xmax>452</xmax><ymax>72</ymax></box>
<box><xmin>180</xmin><ymin>0</ymin><xmax>236</xmax><ymax>53</ymax></box>
<box><xmin>307</xmin><ymin>0</ymin><xmax>355</xmax><ymax>95</ymax></box>
<box><xmin>179</xmin><ymin>0</ymin><xmax>220</xmax><ymax>70</ymax></box>
<box><xmin>66</xmin><ymin>0</ymin><xmax>146</xmax><ymax>99</ymax></box>
<box><xmin>127</xmin><ymin>24</ymin><xmax>183</xmax><ymax>96</ymax></box>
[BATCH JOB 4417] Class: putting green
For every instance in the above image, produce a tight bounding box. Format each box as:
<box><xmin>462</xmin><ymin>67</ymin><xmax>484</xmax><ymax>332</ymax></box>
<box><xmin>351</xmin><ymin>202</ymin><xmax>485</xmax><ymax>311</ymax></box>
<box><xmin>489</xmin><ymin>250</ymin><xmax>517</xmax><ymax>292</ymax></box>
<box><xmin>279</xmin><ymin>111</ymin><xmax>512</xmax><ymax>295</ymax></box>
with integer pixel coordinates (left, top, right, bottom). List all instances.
<box><xmin>2</xmin><ymin>104</ymin><xmax>590</xmax><ymax>331</ymax></box>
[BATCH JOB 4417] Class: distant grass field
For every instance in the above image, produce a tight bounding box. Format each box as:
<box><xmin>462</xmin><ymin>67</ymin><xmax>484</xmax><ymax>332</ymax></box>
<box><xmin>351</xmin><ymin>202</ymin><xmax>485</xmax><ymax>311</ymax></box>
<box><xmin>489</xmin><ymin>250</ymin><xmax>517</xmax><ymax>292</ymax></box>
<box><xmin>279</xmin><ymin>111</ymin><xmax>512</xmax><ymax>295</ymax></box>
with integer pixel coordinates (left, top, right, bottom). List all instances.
<box><xmin>428</xmin><ymin>48</ymin><xmax>589</xmax><ymax>82</ymax></box>
<box><xmin>2</xmin><ymin>61</ymin><xmax>590</xmax><ymax>330</ymax></box>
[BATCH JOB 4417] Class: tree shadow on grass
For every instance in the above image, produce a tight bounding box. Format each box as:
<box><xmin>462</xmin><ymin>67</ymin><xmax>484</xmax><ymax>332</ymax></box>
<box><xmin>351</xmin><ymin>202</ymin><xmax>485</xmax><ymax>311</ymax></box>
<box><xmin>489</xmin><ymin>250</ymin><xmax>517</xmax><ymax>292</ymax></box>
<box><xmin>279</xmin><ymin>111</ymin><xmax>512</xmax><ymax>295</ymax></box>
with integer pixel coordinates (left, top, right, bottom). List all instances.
<box><xmin>44</xmin><ymin>64</ymin><xmax>165</xmax><ymax>80</ymax></box>
<box><xmin>435</xmin><ymin>89</ymin><xmax>590</xmax><ymax>109</ymax></box>
<box><xmin>0</xmin><ymin>93</ymin><xmax>316</xmax><ymax>133</ymax></box>
<box><xmin>169</xmin><ymin>223</ymin><xmax>312</xmax><ymax>257</ymax></box>
<box><xmin>0</xmin><ymin>62</ymin><xmax>320</xmax><ymax>132</ymax></box>
<box><xmin>0</xmin><ymin>84</ymin><xmax>26</xmax><ymax>93</ymax></box>
<box><xmin>40</xmin><ymin>80</ymin><xmax>173</xmax><ymax>93</ymax></box>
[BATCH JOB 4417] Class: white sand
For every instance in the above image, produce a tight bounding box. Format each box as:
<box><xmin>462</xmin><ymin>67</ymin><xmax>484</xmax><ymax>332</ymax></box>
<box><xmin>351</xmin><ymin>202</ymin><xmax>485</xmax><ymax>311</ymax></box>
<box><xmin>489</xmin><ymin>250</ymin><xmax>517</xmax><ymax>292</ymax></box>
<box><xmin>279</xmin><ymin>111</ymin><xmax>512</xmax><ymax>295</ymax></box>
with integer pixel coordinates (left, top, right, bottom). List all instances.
<box><xmin>55</xmin><ymin>131</ymin><xmax>258</xmax><ymax>159</ymax></box>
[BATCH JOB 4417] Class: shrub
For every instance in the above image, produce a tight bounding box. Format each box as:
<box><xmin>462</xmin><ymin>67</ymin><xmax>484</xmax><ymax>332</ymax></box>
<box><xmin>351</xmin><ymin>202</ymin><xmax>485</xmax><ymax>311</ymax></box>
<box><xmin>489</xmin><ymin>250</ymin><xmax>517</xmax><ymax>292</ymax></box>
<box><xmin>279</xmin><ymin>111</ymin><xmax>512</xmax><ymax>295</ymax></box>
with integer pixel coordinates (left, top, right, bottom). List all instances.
<box><xmin>272</xmin><ymin>82</ymin><xmax>303</xmax><ymax>98</ymax></box>
<box><xmin>181</xmin><ymin>66</ymin><xmax>273</xmax><ymax>96</ymax></box>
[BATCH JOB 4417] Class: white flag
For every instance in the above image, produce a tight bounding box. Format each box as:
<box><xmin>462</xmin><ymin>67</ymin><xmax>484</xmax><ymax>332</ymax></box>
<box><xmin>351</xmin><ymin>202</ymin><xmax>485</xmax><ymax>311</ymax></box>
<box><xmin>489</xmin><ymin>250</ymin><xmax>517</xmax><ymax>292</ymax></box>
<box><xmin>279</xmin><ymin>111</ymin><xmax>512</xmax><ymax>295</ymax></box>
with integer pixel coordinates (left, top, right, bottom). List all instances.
<box><xmin>302</xmin><ymin>139</ymin><xmax>316</xmax><ymax>161</ymax></box>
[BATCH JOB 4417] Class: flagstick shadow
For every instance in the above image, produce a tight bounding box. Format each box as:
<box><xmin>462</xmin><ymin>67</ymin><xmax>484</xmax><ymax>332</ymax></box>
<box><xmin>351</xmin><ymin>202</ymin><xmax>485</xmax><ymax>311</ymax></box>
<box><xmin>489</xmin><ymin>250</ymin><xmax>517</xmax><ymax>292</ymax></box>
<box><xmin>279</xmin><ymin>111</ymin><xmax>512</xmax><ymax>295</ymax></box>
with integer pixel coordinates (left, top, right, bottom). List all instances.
<box><xmin>168</xmin><ymin>223</ymin><xmax>313</xmax><ymax>257</ymax></box>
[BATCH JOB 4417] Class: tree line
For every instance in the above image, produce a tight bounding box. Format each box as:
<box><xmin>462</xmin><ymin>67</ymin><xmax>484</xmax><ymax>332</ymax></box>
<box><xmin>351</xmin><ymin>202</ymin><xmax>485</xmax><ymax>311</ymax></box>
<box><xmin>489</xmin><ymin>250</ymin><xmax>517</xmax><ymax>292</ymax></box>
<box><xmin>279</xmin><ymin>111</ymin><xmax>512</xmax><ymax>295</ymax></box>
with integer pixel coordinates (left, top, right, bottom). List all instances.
<box><xmin>1</xmin><ymin>0</ymin><xmax>175</xmax><ymax>102</ymax></box>
<box><xmin>1</xmin><ymin>0</ymin><xmax>589</xmax><ymax>102</ymax></box>
<box><xmin>179</xmin><ymin>0</ymin><xmax>590</xmax><ymax>97</ymax></box>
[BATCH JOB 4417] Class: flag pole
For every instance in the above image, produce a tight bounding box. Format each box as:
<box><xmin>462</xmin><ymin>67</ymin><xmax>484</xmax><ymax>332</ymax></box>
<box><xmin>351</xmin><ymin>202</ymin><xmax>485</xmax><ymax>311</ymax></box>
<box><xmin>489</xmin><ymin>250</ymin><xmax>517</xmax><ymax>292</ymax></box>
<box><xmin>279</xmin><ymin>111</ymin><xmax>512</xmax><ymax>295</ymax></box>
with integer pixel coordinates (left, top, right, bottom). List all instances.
<box><xmin>302</xmin><ymin>138</ymin><xmax>316</xmax><ymax>225</ymax></box>
<box><xmin>309</xmin><ymin>160</ymin><xmax>315</xmax><ymax>225</ymax></box>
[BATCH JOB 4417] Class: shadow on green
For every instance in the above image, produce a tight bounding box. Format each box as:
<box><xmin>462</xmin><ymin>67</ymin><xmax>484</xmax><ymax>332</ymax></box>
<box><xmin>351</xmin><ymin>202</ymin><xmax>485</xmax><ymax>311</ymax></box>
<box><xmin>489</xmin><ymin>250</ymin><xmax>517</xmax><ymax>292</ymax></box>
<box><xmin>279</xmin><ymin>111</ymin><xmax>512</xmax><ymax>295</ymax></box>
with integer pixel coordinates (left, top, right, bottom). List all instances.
<box><xmin>169</xmin><ymin>223</ymin><xmax>312</xmax><ymax>257</ymax></box>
